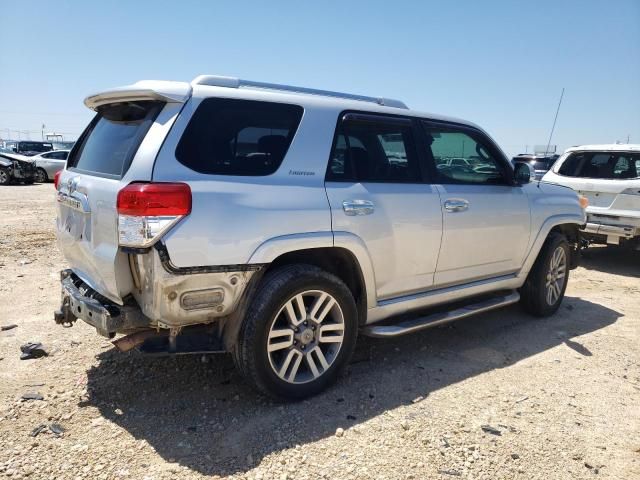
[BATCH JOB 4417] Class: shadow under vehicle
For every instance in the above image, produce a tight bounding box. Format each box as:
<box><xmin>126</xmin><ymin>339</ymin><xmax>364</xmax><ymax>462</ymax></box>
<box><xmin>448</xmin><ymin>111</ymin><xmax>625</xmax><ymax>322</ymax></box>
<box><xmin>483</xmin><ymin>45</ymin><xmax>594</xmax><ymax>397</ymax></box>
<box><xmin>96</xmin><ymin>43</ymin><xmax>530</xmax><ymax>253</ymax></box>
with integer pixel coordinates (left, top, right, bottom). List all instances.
<box><xmin>83</xmin><ymin>296</ymin><xmax>620</xmax><ymax>477</ymax></box>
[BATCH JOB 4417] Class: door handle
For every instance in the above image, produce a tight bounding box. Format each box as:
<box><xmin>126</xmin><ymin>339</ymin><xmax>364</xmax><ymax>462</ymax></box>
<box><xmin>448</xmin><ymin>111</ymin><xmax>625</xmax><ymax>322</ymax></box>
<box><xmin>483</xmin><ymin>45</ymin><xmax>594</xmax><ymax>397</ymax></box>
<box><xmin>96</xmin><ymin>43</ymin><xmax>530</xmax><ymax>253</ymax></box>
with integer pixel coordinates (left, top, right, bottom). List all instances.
<box><xmin>342</xmin><ymin>199</ymin><xmax>375</xmax><ymax>216</ymax></box>
<box><xmin>443</xmin><ymin>199</ymin><xmax>469</xmax><ymax>213</ymax></box>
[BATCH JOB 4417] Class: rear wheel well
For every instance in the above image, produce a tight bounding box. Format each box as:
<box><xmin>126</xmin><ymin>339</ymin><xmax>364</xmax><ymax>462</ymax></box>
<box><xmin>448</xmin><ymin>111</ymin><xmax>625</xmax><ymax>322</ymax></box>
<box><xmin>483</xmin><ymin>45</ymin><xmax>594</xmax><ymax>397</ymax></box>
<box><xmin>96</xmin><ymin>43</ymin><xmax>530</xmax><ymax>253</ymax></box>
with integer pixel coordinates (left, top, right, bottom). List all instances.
<box><xmin>264</xmin><ymin>248</ymin><xmax>367</xmax><ymax>325</ymax></box>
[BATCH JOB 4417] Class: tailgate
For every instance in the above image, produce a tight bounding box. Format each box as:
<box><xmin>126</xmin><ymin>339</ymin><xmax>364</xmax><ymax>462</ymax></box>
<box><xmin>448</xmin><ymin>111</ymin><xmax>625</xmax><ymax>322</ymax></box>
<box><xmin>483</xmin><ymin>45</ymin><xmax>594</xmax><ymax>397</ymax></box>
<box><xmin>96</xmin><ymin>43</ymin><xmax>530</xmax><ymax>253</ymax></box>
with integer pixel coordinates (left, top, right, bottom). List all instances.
<box><xmin>57</xmin><ymin>174</ymin><xmax>133</xmax><ymax>304</ymax></box>
<box><xmin>56</xmin><ymin>100</ymin><xmax>170</xmax><ymax>304</ymax></box>
<box><xmin>577</xmin><ymin>180</ymin><xmax>640</xmax><ymax>216</ymax></box>
<box><xmin>580</xmin><ymin>190</ymin><xmax>617</xmax><ymax>208</ymax></box>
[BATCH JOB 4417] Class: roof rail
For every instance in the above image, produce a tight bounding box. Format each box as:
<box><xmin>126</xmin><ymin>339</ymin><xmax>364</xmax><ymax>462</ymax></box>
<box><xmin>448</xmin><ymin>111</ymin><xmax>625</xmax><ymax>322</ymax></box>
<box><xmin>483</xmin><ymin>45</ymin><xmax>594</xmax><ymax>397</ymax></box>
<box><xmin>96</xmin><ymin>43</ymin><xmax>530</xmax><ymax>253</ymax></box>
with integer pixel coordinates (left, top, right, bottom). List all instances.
<box><xmin>192</xmin><ymin>75</ymin><xmax>408</xmax><ymax>109</ymax></box>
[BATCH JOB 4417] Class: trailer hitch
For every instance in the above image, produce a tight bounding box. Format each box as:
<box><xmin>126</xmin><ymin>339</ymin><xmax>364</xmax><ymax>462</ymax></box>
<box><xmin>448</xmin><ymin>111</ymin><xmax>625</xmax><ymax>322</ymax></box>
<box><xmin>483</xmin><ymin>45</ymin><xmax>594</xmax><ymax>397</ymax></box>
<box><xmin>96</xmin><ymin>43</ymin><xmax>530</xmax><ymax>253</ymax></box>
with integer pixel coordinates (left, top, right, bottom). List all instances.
<box><xmin>53</xmin><ymin>296</ymin><xmax>77</xmax><ymax>327</ymax></box>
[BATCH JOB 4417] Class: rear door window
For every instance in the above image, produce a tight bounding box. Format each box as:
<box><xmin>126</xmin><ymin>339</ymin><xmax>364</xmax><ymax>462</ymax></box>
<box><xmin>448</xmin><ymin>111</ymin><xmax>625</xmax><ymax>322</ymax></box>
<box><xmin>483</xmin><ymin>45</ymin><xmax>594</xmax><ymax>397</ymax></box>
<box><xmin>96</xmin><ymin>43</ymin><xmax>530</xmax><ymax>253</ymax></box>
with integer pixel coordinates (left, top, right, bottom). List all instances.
<box><xmin>68</xmin><ymin>101</ymin><xmax>162</xmax><ymax>178</ymax></box>
<box><xmin>326</xmin><ymin>115</ymin><xmax>421</xmax><ymax>183</ymax></box>
<box><xmin>558</xmin><ymin>151</ymin><xmax>640</xmax><ymax>179</ymax></box>
<box><xmin>176</xmin><ymin>98</ymin><xmax>303</xmax><ymax>176</ymax></box>
<box><xmin>45</xmin><ymin>151</ymin><xmax>68</xmax><ymax>160</ymax></box>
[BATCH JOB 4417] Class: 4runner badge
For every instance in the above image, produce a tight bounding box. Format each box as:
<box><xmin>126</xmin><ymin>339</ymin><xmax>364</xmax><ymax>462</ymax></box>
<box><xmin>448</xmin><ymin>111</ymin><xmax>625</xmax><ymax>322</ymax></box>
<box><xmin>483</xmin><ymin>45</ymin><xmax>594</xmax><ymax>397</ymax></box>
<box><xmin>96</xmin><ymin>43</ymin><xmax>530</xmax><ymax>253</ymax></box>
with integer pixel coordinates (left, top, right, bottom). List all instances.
<box><xmin>289</xmin><ymin>170</ymin><xmax>315</xmax><ymax>176</ymax></box>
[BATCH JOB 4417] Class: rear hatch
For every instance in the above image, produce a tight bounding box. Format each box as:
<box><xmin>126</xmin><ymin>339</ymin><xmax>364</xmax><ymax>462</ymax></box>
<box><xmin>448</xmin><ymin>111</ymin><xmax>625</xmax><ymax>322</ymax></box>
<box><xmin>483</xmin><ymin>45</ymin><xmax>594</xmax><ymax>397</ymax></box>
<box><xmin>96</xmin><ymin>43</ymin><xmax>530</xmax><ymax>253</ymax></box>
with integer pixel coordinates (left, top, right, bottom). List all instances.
<box><xmin>56</xmin><ymin>86</ymin><xmax>189</xmax><ymax>304</ymax></box>
<box><xmin>553</xmin><ymin>150</ymin><xmax>640</xmax><ymax>217</ymax></box>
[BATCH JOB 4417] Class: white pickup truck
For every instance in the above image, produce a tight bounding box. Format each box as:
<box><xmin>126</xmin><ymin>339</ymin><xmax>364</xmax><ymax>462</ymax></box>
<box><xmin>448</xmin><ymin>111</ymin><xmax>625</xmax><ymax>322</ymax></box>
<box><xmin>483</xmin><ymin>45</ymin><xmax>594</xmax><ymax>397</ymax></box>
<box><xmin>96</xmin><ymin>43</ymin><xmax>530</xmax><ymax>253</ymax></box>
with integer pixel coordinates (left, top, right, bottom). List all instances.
<box><xmin>53</xmin><ymin>75</ymin><xmax>586</xmax><ymax>399</ymax></box>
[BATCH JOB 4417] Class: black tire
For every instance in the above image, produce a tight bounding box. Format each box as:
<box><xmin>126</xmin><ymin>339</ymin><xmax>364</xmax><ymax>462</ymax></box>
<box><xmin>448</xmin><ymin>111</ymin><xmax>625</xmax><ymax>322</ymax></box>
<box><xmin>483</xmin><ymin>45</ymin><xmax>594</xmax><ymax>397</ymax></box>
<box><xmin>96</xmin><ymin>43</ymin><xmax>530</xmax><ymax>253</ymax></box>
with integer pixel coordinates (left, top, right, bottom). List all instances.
<box><xmin>34</xmin><ymin>168</ymin><xmax>48</xmax><ymax>183</ymax></box>
<box><xmin>233</xmin><ymin>264</ymin><xmax>358</xmax><ymax>400</ymax></box>
<box><xmin>0</xmin><ymin>167</ymin><xmax>11</xmax><ymax>185</ymax></box>
<box><xmin>519</xmin><ymin>233</ymin><xmax>570</xmax><ymax>317</ymax></box>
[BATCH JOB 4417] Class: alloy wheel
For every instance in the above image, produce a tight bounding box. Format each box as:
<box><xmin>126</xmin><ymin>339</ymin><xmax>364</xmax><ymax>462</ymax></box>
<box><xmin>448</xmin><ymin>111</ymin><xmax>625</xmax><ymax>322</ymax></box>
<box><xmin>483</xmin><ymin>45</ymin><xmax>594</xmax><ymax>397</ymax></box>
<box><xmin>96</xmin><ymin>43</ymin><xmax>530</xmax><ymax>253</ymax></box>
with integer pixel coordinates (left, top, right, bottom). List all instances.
<box><xmin>267</xmin><ymin>290</ymin><xmax>345</xmax><ymax>384</ymax></box>
<box><xmin>545</xmin><ymin>246</ymin><xmax>567</xmax><ymax>305</ymax></box>
<box><xmin>34</xmin><ymin>169</ymin><xmax>47</xmax><ymax>183</ymax></box>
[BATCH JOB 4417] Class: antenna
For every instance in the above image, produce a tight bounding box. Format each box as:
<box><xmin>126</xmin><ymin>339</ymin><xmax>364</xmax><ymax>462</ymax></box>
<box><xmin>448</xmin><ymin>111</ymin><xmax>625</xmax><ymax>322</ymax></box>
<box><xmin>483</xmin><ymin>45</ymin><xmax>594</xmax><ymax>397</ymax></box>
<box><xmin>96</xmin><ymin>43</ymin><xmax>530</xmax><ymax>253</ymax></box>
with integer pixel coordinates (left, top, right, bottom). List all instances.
<box><xmin>544</xmin><ymin>88</ymin><xmax>564</xmax><ymax>156</ymax></box>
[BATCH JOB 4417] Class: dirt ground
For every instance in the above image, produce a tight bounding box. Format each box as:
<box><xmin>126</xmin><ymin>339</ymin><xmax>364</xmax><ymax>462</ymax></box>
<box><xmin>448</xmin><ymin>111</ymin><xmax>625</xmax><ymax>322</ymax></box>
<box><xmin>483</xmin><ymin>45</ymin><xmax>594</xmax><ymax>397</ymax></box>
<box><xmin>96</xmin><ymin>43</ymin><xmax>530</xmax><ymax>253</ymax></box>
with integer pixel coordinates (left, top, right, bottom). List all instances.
<box><xmin>0</xmin><ymin>183</ymin><xmax>638</xmax><ymax>480</ymax></box>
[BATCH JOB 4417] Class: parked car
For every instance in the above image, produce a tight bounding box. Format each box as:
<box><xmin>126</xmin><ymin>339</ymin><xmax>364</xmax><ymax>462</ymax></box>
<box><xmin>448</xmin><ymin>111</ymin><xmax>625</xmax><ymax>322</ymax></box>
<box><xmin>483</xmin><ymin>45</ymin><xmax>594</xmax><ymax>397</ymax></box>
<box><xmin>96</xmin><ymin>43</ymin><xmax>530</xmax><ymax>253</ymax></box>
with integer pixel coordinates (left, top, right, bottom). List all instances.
<box><xmin>0</xmin><ymin>152</ymin><xmax>36</xmax><ymax>185</ymax></box>
<box><xmin>53</xmin><ymin>75</ymin><xmax>586</xmax><ymax>399</ymax></box>
<box><xmin>31</xmin><ymin>149</ymin><xmax>69</xmax><ymax>183</ymax></box>
<box><xmin>512</xmin><ymin>154</ymin><xmax>559</xmax><ymax>180</ymax></box>
<box><xmin>7</xmin><ymin>141</ymin><xmax>54</xmax><ymax>156</ymax></box>
<box><xmin>543</xmin><ymin>144</ymin><xmax>640</xmax><ymax>249</ymax></box>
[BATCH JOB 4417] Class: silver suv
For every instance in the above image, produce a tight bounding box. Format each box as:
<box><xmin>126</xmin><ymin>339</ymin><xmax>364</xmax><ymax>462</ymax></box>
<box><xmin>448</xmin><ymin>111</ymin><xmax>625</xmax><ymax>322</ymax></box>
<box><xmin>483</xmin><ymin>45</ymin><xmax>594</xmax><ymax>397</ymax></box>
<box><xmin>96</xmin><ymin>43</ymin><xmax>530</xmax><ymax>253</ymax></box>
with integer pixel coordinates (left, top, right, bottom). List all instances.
<box><xmin>54</xmin><ymin>75</ymin><xmax>586</xmax><ymax>399</ymax></box>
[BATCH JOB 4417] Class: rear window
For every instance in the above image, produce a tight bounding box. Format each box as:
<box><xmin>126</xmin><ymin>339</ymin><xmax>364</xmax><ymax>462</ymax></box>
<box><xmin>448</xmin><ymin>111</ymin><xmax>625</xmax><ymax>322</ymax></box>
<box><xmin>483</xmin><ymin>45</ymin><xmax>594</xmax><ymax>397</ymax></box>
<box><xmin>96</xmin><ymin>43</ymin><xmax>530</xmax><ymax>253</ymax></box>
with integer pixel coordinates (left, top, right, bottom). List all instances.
<box><xmin>68</xmin><ymin>101</ymin><xmax>161</xmax><ymax>178</ymax></box>
<box><xmin>558</xmin><ymin>151</ymin><xmax>640</xmax><ymax>179</ymax></box>
<box><xmin>176</xmin><ymin>98</ymin><xmax>303</xmax><ymax>176</ymax></box>
<box><xmin>19</xmin><ymin>142</ymin><xmax>53</xmax><ymax>153</ymax></box>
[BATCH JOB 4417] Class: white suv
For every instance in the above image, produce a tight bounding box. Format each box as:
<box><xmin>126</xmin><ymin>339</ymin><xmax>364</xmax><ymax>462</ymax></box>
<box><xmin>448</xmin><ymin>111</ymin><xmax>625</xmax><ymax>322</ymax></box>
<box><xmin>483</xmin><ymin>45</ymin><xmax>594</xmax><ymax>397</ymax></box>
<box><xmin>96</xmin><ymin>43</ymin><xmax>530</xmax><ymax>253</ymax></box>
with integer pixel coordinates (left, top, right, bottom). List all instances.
<box><xmin>543</xmin><ymin>144</ymin><xmax>640</xmax><ymax>249</ymax></box>
<box><xmin>54</xmin><ymin>75</ymin><xmax>585</xmax><ymax>399</ymax></box>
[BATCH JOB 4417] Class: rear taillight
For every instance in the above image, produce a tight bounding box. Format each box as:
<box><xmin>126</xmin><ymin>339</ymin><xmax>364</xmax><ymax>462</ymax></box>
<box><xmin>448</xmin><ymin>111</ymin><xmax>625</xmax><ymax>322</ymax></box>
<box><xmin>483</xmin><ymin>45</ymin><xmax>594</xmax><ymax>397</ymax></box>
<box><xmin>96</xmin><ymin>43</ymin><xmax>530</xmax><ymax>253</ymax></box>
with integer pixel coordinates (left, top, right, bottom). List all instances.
<box><xmin>116</xmin><ymin>182</ymin><xmax>191</xmax><ymax>247</ymax></box>
<box><xmin>54</xmin><ymin>171</ymin><xmax>61</xmax><ymax>189</ymax></box>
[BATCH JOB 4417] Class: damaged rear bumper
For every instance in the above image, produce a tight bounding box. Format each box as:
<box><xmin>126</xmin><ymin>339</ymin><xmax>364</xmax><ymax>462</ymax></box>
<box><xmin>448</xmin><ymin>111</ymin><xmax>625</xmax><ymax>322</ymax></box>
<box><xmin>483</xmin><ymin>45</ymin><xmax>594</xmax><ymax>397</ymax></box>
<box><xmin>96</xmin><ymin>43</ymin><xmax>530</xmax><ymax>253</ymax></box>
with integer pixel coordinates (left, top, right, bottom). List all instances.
<box><xmin>54</xmin><ymin>270</ymin><xmax>150</xmax><ymax>337</ymax></box>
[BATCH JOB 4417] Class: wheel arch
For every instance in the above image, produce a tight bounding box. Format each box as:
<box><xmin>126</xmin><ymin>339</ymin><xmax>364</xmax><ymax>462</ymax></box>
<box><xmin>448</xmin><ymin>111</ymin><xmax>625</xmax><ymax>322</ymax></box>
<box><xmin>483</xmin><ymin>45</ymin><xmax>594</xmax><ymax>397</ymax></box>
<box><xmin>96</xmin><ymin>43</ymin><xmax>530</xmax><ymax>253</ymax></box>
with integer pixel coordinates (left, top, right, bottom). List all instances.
<box><xmin>520</xmin><ymin>215</ymin><xmax>584</xmax><ymax>277</ymax></box>
<box><xmin>264</xmin><ymin>247</ymin><xmax>369</xmax><ymax>326</ymax></box>
<box><xmin>247</xmin><ymin>231</ymin><xmax>377</xmax><ymax>325</ymax></box>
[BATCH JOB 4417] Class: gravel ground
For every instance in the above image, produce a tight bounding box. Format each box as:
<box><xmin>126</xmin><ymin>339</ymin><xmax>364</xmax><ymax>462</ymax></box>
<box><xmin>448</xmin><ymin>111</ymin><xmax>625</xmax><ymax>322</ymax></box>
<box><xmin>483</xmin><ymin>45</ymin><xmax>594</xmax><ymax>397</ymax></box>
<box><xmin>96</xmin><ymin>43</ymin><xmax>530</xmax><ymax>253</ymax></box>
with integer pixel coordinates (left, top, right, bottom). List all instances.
<box><xmin>0</xmin><ymin>183</ymin><xmax>639</xmax><ymax>480</ymax></box>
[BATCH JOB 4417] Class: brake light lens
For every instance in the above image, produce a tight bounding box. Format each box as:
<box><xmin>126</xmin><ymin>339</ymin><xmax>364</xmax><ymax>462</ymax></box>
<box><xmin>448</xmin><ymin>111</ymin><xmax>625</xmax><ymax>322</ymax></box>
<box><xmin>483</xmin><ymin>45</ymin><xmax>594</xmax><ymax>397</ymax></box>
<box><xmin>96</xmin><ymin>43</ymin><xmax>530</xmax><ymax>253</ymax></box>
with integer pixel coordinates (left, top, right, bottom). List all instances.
<box><xmin>54</xmin><ymin>171</ymin><xmax>61</xmax><ymax>189</ymax></box>
<box><xmin>116</xmin><ymin>183</ymin><xmax>191</xmax><ymax>247</ymax></box>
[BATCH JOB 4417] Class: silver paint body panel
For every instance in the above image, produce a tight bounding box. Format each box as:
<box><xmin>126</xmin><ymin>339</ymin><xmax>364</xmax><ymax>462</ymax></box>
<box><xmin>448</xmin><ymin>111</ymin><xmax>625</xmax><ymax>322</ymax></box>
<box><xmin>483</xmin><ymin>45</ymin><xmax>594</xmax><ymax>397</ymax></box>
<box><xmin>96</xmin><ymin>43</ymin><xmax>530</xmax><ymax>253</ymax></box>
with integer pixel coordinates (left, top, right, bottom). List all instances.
<box><xmin>55</xmin><ymin>76</ymin><xmax>585</xmax><ymax>325</ymax></box>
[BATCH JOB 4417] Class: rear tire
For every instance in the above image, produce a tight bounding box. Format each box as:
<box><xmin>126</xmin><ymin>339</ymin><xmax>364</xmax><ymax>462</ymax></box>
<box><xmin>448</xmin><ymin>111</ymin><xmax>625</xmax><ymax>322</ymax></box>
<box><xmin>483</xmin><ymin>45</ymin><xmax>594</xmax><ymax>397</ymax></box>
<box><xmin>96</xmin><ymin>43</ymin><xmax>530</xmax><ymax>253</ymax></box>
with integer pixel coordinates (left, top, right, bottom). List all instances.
<box><xmin>233</xmin><ymin>264</ymin><xmax>358</xmax><ymax>400</ymax></box>
<box><xmin>519</xmin><ymin>233</ymin><xmax>570</xmax><ymax>317</ymax></box>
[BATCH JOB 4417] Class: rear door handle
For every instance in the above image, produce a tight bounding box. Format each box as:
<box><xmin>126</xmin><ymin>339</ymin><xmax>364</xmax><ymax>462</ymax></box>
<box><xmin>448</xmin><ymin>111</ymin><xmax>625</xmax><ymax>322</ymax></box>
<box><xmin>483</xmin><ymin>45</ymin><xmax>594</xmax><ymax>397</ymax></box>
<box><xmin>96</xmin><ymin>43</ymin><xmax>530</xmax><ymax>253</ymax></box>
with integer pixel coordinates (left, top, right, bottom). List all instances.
<box><xmin>443</xmin><ymin>199</ymin><xmax>469</xmax><ymax>213</ymax></box>
<box><xmin>342</xmin><ymin>200</ymin><xmax>375</xmax><ymax>216</ymax></box>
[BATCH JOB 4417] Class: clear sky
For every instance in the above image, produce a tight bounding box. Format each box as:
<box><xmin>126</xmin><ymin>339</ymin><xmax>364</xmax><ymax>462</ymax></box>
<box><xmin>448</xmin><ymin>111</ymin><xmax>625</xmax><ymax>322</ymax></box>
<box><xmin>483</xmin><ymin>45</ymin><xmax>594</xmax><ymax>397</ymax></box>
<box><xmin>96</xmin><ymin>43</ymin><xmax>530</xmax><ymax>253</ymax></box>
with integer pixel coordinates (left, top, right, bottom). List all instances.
<box><xmin>1</xmin><ymin>0</ymin><xmax>638</xmax><ymax>156</ymax></box>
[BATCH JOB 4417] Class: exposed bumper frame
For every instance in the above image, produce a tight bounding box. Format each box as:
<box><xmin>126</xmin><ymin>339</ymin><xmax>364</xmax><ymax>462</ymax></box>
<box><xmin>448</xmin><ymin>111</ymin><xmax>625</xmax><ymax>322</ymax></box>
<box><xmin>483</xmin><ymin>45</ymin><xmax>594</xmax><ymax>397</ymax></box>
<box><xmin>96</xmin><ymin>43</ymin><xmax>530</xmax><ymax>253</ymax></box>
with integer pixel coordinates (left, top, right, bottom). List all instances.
<box><xmin>54</xmin><ymin>270</ymin><xmax>150</xmax><ymax>337</ymax></box>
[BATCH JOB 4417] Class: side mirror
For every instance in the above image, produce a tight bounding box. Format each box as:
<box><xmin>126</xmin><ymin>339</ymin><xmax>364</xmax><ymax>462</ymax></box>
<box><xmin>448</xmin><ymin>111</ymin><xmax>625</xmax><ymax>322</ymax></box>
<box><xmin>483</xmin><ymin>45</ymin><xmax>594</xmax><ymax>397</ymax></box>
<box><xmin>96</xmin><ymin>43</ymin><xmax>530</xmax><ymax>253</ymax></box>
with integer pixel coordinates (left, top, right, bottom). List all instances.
<box><xmin>513</xmin><ymin>162</ymin><xmax>535</xmax><ymax>184</ymax></box>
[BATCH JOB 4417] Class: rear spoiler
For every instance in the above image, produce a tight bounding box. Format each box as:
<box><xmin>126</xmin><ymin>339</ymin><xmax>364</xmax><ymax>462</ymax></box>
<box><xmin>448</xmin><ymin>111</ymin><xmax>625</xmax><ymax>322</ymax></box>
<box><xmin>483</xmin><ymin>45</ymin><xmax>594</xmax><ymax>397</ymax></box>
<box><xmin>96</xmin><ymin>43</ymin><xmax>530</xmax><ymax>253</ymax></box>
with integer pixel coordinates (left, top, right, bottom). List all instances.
<box><xmin>84</xmin><ymin>80</ymin><xmax>192</xmax><ymax>111</ymax></box>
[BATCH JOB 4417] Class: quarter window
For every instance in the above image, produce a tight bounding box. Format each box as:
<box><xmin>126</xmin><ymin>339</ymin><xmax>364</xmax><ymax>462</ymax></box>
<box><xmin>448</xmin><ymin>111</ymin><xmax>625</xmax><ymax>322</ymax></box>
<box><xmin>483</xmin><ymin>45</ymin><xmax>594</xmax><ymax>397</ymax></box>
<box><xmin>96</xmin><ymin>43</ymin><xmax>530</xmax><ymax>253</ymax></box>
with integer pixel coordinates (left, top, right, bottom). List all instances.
<box><xmin>326</xmin><ymin>117</ymin><xmax>420</xmax><ymax>183</ymax></box>
<box><xmin>421</xmin><ymin>124</ymin><xmax>507</xmax><ymax>184</ymax></box>
<box><xmin>176</xmin><ymin>98</ymin><xmax>303</xmax><ymax>176</ymax></box>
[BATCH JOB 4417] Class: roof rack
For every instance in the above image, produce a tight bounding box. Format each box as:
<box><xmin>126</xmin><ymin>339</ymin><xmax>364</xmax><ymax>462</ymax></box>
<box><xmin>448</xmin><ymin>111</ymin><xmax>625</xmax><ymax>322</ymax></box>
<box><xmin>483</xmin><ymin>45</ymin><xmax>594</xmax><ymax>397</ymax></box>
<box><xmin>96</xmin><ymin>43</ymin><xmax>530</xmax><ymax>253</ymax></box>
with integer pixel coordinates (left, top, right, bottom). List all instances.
<box><xmin>192</xmin><ymin>75</ymin><xmax>408</xmax><ymax>109</ymax></box>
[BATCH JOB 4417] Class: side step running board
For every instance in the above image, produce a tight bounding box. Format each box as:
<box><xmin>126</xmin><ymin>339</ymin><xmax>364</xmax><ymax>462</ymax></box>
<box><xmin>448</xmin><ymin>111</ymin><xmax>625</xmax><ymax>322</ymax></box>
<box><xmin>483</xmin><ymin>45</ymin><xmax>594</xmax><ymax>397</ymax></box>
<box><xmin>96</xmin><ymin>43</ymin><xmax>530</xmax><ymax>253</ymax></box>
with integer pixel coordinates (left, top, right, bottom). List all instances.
<box><xmin>361</xmin><ymin>291</ymin><xmax>520</xmax><ymax>338</ymax></box>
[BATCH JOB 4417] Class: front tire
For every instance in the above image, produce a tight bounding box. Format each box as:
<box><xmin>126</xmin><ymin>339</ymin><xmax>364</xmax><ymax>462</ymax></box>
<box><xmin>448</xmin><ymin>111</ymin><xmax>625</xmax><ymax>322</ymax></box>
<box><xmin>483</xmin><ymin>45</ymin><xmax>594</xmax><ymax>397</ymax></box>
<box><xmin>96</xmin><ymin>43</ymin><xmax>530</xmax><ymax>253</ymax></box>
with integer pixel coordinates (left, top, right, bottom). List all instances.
<box><xmin>233</xmin><ymin>264</ymin><xmax>358</xmax><ymax>400</ymax></box>
<box><xmin>0</xmin><ymin>167</ymin><xmax>11</xmax><ymax>185</ymax></box>
<box><xmin>34</xmin><ymin>168</ymin><xmax>48</xmax><ymax>183</ymax></box>
<box><xmin>520</xmin><ymin>233</ymin><xmax>570</xmax><ymax>316</ymax></box>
